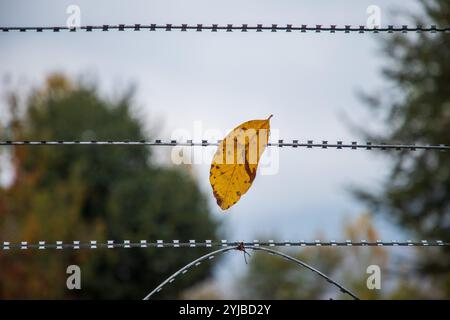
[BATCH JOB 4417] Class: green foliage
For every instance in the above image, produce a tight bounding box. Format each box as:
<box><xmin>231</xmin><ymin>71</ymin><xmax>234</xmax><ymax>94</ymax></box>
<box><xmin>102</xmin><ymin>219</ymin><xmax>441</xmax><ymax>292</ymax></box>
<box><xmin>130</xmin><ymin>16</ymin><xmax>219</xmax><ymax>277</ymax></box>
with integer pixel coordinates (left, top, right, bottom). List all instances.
<box><xmin>354</xmin><ymin>0</ymin><xmax>450</xmax><ymax>296</ymax></box>
<box><xmin>0</xmin><ymin>74</ymin><xmax>218</xmax><ymax>299</ymax></box>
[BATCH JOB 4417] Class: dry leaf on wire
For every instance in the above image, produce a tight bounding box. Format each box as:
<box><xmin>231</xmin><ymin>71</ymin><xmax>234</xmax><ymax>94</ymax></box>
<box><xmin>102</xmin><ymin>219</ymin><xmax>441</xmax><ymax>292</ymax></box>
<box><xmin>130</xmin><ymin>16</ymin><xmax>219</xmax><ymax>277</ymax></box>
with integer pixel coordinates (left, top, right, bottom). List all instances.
<box><xmin>210</xmin><ymin>115</ymin><xmax>273</xmax><ymax>210</ymax></box>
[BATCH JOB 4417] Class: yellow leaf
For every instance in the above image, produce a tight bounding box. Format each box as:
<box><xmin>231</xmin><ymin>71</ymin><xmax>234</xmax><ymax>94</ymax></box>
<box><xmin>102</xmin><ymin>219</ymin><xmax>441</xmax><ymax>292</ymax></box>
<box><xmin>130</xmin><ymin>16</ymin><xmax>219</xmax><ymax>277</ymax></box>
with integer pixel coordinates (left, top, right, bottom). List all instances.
<box><xmin>210</xmin><ymin>115</ymin><xmax>273</xmax><ymax>210</ymax></box>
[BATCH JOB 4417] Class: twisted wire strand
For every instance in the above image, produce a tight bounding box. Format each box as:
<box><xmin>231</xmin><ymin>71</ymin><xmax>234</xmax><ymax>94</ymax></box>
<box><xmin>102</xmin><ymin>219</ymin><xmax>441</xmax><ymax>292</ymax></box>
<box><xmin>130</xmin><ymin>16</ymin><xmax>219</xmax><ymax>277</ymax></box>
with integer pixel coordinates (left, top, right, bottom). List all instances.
<box><xmin>2</xmin><ymin>239</ymin><xmax>448</xmax><ymax>250</ymax></box>
<box><xmin>1</xmin><ymin>24</ymin><xmax>449</xmax><ymax>34</ymax></box>
<box><xmin>142</xmin><ymin>245</ymin><xmax>359</xmax><ymax>300</ymax></box>
<box><xmin>0</xmin><ymin>140</ymin><xmax>449</xmax><ymax>151</ymax></box>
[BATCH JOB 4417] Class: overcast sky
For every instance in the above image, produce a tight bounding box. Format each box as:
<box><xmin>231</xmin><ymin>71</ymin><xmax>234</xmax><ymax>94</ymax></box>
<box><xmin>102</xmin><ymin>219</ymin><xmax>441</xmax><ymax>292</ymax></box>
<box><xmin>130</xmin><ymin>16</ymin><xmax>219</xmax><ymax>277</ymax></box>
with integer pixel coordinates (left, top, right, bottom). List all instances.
<box><xmin>0</xmin><ymin>0</ymin><xmax>425</xmax><ymax>295</ymax></box>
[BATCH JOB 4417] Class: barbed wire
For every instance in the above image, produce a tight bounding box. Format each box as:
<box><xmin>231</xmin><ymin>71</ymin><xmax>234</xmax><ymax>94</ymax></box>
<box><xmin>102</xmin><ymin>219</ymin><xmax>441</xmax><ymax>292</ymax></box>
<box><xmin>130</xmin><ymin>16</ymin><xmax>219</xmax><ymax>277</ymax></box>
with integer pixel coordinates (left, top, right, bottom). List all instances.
<box><xmin>2</xmin><ymin>239</ymin><xmax>448</xmax><ymax>250</ymax></box>
<box><xmin>1</xmin><ymin>24</ymin><xmax>449</xmax><ymax>34</ymax></box>
<box><xmin>0</xmin><ymin>140</ymin><xmax>449</xmax><ymax>151</ymax></box>
<box><xmin>143</xmin><ymin>244</ymin><xmax>359</xmax><ymax>300</ymax></box>
<box><xmin>143</xmin><ymin>246</ymin><xmax>234</xmax><ymax>300</ymax></box>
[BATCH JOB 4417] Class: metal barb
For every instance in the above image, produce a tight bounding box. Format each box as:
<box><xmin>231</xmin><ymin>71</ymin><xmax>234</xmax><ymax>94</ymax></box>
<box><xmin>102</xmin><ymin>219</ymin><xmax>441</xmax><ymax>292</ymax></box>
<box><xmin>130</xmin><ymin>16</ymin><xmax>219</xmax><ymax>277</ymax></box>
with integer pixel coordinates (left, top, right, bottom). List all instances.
<box><xmin>0</xmin><ymin>140</ymin><xmax>448</xmax><ymax>151</ymax></box>
<box><xmin>237</xmin><ymin>242</ymin><xmax>252</xmax><ymax>264</ymax></box>
<box><xmin>1</xmin><ymin>24</ymin><xmax>449</xmax><ymax>34</ymax></box>
<box><xmin>2</xmin><ymin>239</ymin><xmax>448</xmax><ymax>250</ymax></box>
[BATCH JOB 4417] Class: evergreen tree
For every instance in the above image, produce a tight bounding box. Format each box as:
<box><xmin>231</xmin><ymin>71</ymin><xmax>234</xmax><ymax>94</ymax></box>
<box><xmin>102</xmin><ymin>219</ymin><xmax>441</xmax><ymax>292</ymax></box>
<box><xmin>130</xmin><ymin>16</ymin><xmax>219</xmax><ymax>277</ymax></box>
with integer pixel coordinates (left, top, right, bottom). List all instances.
<box><xmin>355</xmin><ymin>0</ymin><xmax>450</xmax><ymax>296</ymax></box>
<box><xmin>0</xmin><ymin>74</ymin><xmax>218</xmax><ymax>299</ymax></box>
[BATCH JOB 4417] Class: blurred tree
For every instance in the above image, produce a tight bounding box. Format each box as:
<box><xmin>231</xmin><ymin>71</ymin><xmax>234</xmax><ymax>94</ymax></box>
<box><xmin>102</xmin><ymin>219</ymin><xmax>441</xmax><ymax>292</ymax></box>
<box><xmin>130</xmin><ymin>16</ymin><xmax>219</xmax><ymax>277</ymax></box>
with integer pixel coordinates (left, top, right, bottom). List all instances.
<box><xmin>354</xmin><ymin>0</ymin><xmax>450</xmax><ymax>297</ymax></box>
<box><xmin>0</xmin><ymin>74</ymin><xmax>218</xmax><ymax>299</ymax></box>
